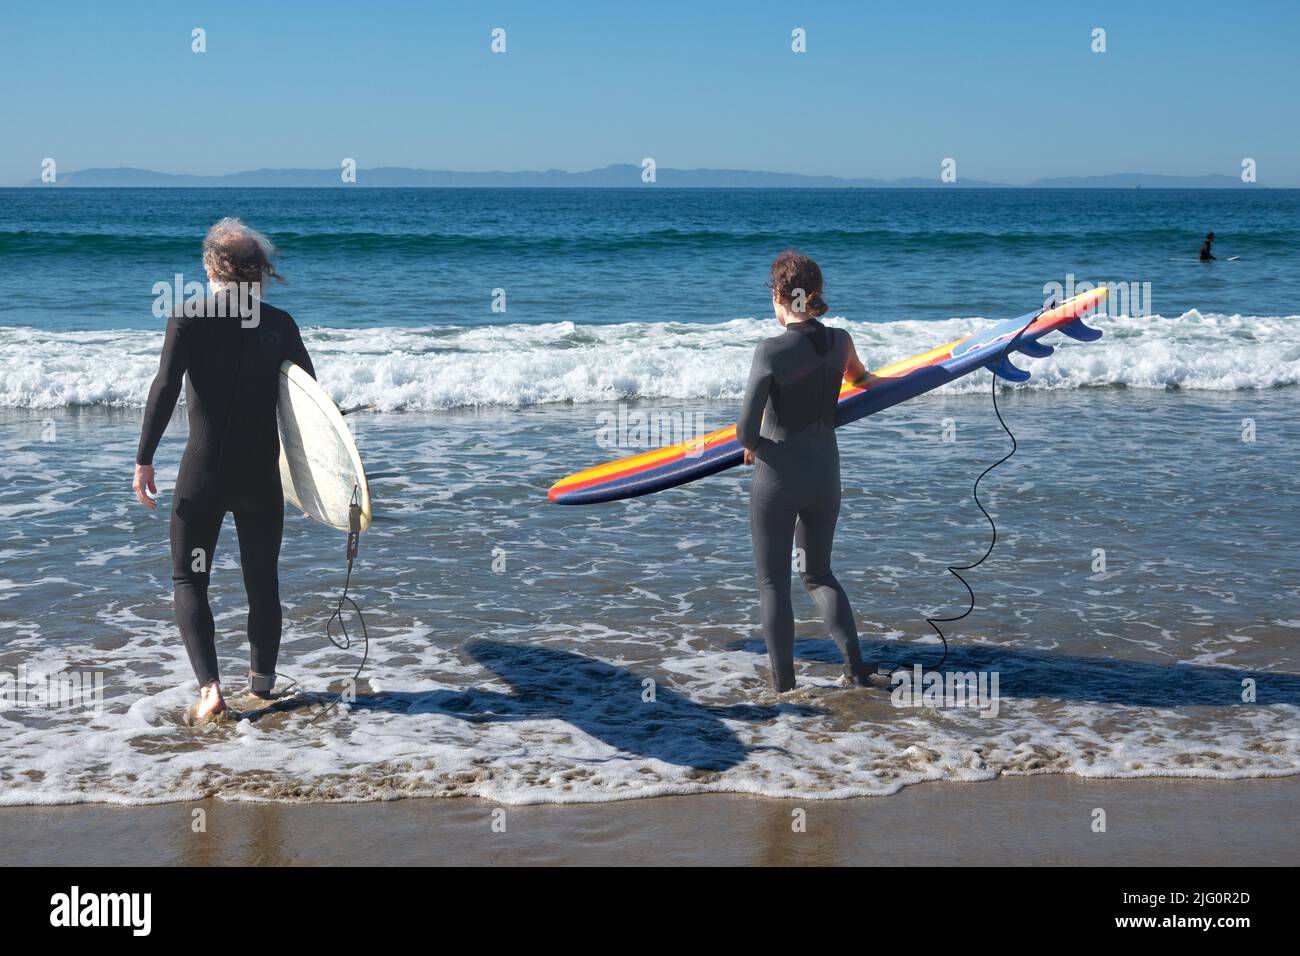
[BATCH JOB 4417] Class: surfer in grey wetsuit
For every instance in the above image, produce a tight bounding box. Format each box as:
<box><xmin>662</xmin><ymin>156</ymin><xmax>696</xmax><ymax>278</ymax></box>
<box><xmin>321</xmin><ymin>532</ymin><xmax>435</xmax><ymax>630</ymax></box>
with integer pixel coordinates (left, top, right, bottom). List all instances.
<box><xmin>132</xmin><ymin>219</ymin><xmax>315</xmax><ymax>721</ymax></box>
<box><xmin>737</xmin><ymin>252</ymin><xmax>875</xmax><ymax>692</ymax></box>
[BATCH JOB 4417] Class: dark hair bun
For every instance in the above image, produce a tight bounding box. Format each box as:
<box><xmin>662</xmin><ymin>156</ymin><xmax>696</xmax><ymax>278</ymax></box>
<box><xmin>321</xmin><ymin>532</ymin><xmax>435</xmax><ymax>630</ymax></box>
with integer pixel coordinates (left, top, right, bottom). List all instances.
<box><xmin>769</xmin><ymin>250</ymin><xmax>827</xmax><ymax>318</ymax></box>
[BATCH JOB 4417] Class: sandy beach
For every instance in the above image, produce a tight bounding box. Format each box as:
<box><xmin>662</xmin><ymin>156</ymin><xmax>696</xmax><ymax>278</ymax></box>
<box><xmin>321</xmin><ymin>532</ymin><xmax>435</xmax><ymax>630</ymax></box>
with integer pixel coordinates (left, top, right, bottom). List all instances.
<box><xmin>5</xmin><ymin>775</ymin><xmax>1296</xmax><ymax>866</ymax></box>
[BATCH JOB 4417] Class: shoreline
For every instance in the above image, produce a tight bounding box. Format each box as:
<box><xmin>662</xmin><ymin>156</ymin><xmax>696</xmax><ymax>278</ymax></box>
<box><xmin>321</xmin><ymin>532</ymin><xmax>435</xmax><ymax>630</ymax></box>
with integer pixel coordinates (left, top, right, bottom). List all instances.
<box><xmin>5</xmin><ymin>775</ymin><xmax>1297</xmax><ymax>866</ymax></box>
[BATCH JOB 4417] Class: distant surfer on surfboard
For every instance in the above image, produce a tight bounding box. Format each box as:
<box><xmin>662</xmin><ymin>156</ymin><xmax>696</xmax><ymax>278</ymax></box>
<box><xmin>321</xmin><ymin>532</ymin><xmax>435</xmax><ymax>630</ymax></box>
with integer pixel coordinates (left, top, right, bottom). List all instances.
<box><xmin>132</xmin><ymin>218</ymin><xmax>316</xmax><ymax>722</ymax></box>
<box><xmin>738</xmin><ymin>252</ymin><xmax>878</xmax><ymax>692</ymax></box>
<box><xmin>1199</xmin><ymin>231</ymin><xmax>1216</xmax><ymax>261</ymax></box>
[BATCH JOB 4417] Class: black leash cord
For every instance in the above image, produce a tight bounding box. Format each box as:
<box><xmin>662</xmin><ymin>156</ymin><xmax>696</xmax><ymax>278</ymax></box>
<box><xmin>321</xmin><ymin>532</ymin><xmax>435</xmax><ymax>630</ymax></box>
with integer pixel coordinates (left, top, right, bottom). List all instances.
<box><xmin>888</xmin><ymin>305</ymin><xmax>1048</xmax><ymax>676</ymax></box>
<box><xmin>309</xmin><ymin>486</ymin><xmax>369</xmax><ymax>723</ymax></box>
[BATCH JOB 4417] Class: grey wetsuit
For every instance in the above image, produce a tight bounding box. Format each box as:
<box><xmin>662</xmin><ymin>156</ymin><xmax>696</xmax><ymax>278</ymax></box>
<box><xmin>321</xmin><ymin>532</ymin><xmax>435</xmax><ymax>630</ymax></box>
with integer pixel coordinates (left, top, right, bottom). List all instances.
<box><xmin>737</xmin><ymin>320</ymin><xmax>864</xmax><ymax>691</ymax></box>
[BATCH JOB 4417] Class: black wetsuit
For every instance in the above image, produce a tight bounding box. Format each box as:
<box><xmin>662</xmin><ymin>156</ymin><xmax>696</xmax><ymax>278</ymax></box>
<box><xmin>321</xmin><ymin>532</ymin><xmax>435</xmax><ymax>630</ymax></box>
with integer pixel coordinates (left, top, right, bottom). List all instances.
<box><xmin>1199</xmin><ymin>238</ymin><xmax>1215</xmax><ymax>261</ymax></box>
<box><xmin>136</xmin><ymin>296</ymin><xmax>314</xmax><ymax>689</ymax></box>
<box><xmin>737</xmin><ymin>320</ymin><xmax>864</xmax><ymax>691</ymax></box>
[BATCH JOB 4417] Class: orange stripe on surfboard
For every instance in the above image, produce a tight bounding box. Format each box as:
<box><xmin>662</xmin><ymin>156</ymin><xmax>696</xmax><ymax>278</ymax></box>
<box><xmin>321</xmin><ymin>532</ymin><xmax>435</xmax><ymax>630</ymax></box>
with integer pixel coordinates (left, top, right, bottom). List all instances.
<box><xmin>547</xmin><ymin>287</ymin><xmax>1108</xmax><ymax>501</ymax></box>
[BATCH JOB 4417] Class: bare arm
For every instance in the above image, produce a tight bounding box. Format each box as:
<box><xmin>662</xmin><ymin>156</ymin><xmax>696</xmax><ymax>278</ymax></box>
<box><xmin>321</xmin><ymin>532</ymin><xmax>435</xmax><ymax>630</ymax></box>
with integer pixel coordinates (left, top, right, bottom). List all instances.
<box><xmin>843</xmin><ymin>331</ymin><xmax>879</xmax><ymax>388</ymax></box>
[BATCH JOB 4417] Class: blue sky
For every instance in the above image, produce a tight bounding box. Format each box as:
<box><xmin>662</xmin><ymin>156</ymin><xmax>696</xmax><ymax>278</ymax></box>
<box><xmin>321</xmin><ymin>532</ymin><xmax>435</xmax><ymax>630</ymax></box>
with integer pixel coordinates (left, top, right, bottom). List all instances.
<box><xmin>3</xmin><ymin>0</ymin><xmax>1297</xmax><ymax>185</ymax></box>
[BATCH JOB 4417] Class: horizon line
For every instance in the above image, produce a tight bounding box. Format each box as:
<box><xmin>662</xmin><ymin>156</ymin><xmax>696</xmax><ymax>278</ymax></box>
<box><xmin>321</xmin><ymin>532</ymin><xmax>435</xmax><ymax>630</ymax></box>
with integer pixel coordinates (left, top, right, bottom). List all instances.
<box><xmin>12</xmin><ymin>164</ymin><xmax>1282</xmax><ymax>189</ymax></box>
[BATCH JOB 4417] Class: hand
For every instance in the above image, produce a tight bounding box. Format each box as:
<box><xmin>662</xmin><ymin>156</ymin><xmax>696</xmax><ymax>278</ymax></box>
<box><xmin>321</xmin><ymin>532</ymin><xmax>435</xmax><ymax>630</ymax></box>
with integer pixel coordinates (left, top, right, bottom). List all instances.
<box><xmin>743</xmin><ymin>448</ymin><xmax>755</xmax><ymax>465</ymax></box>
<box><xmin>133</xmin><ymin>464</ymin><xmax>157</xmax><ymax>510</ymax></box>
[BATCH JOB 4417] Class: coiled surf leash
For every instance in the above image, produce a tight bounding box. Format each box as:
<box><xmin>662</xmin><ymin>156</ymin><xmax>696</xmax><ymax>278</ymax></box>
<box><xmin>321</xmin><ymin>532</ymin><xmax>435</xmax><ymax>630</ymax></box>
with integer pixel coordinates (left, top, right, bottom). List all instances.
<box><xmin>309</xmin><ymin>485</ymin><xmax>370</xmax><ymax>724</ymax></box>
<box><xmin>885</xmin><ymin>302</ymin><xmax>1051</xmax><ymax>677</ymax></box>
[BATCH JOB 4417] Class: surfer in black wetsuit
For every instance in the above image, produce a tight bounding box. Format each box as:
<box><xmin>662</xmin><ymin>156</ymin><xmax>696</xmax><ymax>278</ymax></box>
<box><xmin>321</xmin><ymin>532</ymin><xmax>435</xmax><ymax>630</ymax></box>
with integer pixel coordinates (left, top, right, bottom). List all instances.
<box><xmin>737</xmin><ymin>251</ymin><xmax>878</xmax><ymax>692</ymax></box>
<box><xmin>132</xmin><ymin>218</ymin><xmax>315</xmax><ymax>721</ymax></box>
<box><xmin>1199</xmin><ymin>231</ymin><xmax>1216</xmax><ymax>261</ymax></box>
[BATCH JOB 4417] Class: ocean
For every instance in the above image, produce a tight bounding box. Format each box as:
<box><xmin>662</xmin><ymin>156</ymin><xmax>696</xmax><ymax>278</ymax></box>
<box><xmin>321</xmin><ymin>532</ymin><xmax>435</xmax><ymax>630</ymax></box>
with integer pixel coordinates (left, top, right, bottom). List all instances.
<box><xmin>0</xmin><ymin>187</ymin><xmax>1297</xmax><ymax>805</ymax></box>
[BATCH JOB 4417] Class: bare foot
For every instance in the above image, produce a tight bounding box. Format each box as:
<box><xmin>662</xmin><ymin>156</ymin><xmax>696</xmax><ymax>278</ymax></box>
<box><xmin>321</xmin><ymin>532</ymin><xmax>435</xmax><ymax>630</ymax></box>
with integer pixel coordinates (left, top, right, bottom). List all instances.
<box><xmin>840</xmin><ymin>664</ymin><xmax>893</xmax><ymax>688</ymax></box>
<box><xmin>195</xmin><ymin>681</ymin><xmax>226</xmax><ymax>720</ymax></box>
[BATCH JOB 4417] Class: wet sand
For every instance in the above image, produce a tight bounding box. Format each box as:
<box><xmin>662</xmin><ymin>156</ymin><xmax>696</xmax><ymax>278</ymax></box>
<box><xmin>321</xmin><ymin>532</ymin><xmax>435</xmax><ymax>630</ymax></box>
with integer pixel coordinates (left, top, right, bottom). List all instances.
<box><xmin>4</xmin><ymin>775</ymin><xmax>1297</xmax><ymax>866</ymax></box>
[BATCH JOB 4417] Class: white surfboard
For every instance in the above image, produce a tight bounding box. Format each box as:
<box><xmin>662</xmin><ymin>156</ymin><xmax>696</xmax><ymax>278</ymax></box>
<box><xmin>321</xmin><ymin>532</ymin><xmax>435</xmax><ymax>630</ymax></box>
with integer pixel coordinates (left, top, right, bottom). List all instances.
<box><xmin>277</xmin><ymin>361</ymin><xmax>372</xmax><ymax>532</ymax></box>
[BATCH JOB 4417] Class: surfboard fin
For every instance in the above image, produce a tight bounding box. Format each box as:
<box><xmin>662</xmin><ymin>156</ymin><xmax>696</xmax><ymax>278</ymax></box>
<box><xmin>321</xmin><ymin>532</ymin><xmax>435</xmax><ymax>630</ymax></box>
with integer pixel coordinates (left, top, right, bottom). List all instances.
<box><xmin>988</xmin><ymin>355</ymin><xmax>1031</xmax><ymax>382</ymax></box>
<box><xmin>1058</xmin><ymin>318</ymin><xmax>1103</xmax><ymax>342</ymax></box>
<box><xmin>1017</xmin><ymin>340</ymin><xmax>1054</xmax><ymax>358</ymax></box>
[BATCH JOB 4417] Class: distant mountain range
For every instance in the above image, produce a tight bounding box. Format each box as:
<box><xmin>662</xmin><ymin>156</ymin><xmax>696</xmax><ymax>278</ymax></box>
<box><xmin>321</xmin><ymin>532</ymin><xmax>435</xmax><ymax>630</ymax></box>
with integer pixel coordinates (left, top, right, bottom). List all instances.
<box><xmin>21</xmin><ymin>165</ymin><xmax>1262</xmax><ymax>189</ymax></box>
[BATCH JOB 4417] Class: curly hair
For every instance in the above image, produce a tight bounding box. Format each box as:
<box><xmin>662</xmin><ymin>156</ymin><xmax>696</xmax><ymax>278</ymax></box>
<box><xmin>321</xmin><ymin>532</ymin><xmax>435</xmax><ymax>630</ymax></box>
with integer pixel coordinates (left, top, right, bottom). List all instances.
<box><xmin>202</xmin><ymin>217</ymin><xmax>282</xmax><ymax>285</ymax></box>
<box><xmin>768</xmin><ymin>250</ymin><xmax>827</xmax><ymax>318</ymax></box>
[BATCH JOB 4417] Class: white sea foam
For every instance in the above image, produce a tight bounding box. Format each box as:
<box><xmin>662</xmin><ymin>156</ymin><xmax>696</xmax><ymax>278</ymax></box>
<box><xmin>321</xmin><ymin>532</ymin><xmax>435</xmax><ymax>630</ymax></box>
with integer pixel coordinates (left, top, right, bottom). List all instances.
<box><xmin>1</xmin><ymin>311</ymin><xmax>1297</xmax><ymax>410</ymax></box>
<box><xmin>2</xmin><ymin>628</ymin><xmax>1296</xmax><ymax>807</ymax></box>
